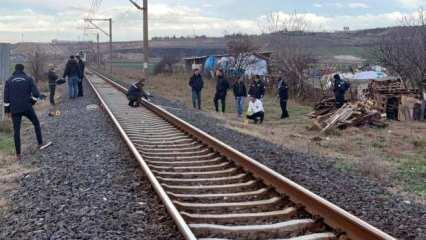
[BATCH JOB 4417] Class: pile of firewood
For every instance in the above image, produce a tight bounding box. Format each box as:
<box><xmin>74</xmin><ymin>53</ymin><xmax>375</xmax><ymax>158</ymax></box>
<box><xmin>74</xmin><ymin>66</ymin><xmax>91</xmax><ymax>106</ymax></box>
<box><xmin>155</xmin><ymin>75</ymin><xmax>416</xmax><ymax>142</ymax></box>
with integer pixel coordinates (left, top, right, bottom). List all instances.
<box><xmin>309</xmin><ymin>98</ymin><xmax>387</xmax><ymax>132</ymax></box>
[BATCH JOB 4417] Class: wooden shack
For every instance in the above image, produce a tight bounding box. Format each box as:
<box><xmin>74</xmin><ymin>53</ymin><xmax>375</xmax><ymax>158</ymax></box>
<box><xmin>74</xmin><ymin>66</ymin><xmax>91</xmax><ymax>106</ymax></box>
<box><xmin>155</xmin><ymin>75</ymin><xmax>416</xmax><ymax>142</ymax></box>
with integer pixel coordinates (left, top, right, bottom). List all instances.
<box><xmin>363</xmin><ymin>79</ymin><xmax>421</xmax><ymax>120</ymax></box>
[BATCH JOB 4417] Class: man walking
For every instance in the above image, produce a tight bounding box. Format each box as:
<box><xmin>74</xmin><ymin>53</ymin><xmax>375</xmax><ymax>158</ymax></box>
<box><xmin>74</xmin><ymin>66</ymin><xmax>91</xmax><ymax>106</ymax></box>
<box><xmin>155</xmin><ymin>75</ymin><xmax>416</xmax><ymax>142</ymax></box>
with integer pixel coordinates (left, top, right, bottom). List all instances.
<box><xmin>63</xmin><ymin>55</ymin><xmax>81</xmax><ymax>99</ymax></box>
<box><xmin>189</xmin><ymin>68</ymin><xmax>203</xmax><ymax>110</ymax></box>
<box><xmin>278</xmin><ymin>76</ymin><xmax>289</xmax><ymax>119</ymax></box>
<box><xmin>76</xmin><ymin>55</ymin><xmax>85</xmax><ymax>97</ymax></box>
<box><xmin>233</xmin><ymin>77</ymin><xmax>247</xmax><ymax>118</ymax></box>
<box><xmin>4</xmin><ymin>64</ymin><xmax>51</xmax><ymax>160</ymax></box>
<box><xmin>248</xmin><ymin>75</ymin><xmax>266</xmax><ymax>100</ymax></box>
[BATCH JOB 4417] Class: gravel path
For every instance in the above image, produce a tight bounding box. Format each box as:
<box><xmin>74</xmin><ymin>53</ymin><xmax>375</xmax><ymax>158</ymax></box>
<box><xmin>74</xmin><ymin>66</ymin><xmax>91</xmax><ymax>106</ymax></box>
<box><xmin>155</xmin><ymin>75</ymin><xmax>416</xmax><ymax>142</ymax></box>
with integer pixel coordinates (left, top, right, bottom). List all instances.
<box><xmin>152</xmin><ymin>96</ymin><xmax>426</xmax><ymax>240</ymax></box>
<box><xmin>0</xmin><ymin>84</ymin><xmax>183</xmax><ymax>240</ymax></box>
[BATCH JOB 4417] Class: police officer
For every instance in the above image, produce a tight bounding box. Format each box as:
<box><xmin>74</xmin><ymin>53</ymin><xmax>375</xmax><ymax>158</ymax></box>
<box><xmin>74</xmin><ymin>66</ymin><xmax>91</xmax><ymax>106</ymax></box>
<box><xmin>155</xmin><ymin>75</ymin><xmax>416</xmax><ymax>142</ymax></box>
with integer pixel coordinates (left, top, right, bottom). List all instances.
<box><xmin>333</xmin><ymin>74</ymin><xmax>350</xmax><ymax>108</ymax></box>
<box><xmin>278</xmin><ymin>76</ymin><xmax>289</xmax><ymax>119</ymax></box>
<box><xmin>127</xmin><ymin>79</ymin><xmax>149</xmax><ymax>107</ymax></box>
<box><xmin>4</xmin><ymin>64</ymin><xmax>51</xmax><ymax>160</ymax></box>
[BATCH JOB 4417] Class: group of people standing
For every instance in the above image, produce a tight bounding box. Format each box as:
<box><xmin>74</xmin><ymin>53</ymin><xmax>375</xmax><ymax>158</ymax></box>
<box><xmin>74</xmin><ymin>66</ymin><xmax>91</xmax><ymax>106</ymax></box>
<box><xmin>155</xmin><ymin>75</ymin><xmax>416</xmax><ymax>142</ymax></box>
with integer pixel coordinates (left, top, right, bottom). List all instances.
<box><xmin>3</xmin><ymin>55</ymin><xmax>86</xmax><ymax>160</ymax></box>
<box><xmin>188</xmin><ymin>68</ymin><xmax>289</xmax><ymax>124</ymax></box>
<box><xmin>62</xmin><ymin>55</ymin><xmax>86</xmax><ymax>99</ymax></box>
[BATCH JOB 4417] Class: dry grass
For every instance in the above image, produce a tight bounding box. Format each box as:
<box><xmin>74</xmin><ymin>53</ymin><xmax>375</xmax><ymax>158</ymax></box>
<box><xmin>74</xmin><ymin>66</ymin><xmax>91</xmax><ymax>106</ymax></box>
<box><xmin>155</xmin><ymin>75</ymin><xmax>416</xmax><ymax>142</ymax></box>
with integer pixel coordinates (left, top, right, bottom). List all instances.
<box><xmin>107</xmin><ymin>66</ymin><xmax>426</xmax><ymax>199</ymax></box>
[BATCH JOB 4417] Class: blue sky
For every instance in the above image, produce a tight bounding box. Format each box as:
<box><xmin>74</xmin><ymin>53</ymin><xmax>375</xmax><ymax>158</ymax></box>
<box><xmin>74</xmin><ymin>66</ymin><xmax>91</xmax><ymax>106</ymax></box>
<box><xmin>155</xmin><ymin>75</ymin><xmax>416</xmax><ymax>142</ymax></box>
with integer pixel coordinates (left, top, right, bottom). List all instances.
<box><xmin>0</xmin><ymin>0</ymin><xmax>425</xmax><ymax>42</ymax></box>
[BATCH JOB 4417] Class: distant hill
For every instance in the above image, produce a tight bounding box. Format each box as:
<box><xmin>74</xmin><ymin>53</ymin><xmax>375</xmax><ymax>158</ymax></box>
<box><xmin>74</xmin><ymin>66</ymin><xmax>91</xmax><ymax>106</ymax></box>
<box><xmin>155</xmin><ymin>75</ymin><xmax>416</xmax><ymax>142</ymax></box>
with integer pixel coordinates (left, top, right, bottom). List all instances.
<box><xmin>11</xmin><ymin>27</ymin><xmax>400</xmax><ymax>64</ymax></box>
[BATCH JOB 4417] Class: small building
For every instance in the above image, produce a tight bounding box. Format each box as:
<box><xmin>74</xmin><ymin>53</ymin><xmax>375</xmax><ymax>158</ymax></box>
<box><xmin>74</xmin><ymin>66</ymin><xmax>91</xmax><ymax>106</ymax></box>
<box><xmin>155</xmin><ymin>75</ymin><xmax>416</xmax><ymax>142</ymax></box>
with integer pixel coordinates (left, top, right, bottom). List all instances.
<box><xmin>362</xmin><ymin>79</ymin><xmax>422</xmax><ymax>120</ymax></box>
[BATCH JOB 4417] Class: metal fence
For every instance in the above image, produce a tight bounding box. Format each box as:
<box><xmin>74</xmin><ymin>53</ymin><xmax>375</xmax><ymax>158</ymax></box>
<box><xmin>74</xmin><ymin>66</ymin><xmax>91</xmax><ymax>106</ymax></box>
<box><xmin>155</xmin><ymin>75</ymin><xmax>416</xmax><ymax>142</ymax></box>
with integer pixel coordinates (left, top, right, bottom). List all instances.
<box><xmin>0</xmin><ymin>43</ymin><xmax>11</xmax><ymax>121</ymax></box>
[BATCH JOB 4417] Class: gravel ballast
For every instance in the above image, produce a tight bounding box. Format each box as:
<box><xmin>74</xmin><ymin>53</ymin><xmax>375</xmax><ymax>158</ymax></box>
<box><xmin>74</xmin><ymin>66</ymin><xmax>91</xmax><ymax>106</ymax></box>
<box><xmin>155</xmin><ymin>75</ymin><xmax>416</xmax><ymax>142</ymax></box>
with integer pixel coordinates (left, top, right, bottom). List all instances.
<box><xmin>152</xmin><ymin>96</ymin><xmax>426</xmax><ymax>240</ymax></box>
<box><xmin>0</xmin><ymin>84</ymin><xmax>183</xmax><ymax>240</ymax></box>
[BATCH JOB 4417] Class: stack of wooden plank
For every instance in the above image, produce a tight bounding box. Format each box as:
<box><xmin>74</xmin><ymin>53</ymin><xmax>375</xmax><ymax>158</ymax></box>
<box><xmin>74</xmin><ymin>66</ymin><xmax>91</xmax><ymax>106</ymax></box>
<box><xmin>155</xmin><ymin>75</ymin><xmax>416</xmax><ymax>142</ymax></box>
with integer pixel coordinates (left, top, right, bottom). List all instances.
<box><xmin>308</xmin><ymin>97</ymin><xmax>336</xmax><ymax>118</ymax></box>
<box><xmin>311</xmin><ymin>101</ymin><xmax>386</xmax><ymax>132</ymax></box>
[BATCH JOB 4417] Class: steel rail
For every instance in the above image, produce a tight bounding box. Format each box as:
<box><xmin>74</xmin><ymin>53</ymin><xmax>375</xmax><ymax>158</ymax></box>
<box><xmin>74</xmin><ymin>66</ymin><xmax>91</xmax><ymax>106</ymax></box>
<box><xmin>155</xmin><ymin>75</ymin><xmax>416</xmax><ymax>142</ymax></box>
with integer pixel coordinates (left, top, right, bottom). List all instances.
<box><xmin>86</xmin><ymin>71</ymin><xmax>197</xmax><ymax>240</ymax></box>
<box><xmin>88</xmin><ymin>69</ymin><xmax>397</xmax><ymax>240</ymax></box>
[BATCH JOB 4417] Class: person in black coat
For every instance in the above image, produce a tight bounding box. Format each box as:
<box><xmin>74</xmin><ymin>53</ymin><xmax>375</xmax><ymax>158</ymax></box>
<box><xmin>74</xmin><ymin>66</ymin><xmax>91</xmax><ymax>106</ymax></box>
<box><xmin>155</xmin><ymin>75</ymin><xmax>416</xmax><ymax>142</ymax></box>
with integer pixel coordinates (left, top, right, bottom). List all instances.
<box><xmin>233</xmin><ymin>77</ymin><xmax>247</xmax><ymax>117</ymax></box>
<box><xmin>47</xmin><ymin>64</ymin><xmax>58</xmax><ymax>106</ymax></box>
<box><xmin>63</xmin><ymin>56</ymin><xmax>81</xmax><ymax>99</ymax></box>
<box><xmin>213</xmin><ymin>69</ymin><xmax>230</xmax><ymax>113</ymax></box>
<box><xmin>189</xmin><ymin>68</ymin><xmax>204</xmax><ymax>110</ymax></box>
<box><xmin>278</xmin><ymin>77</ymin><xmax>289</xmax><ymax>119</ymax></box>
<box><xmin>76</xmin><ymin>55</ymin><xmax>85</xmax><ymax>97</ymax></box>
<box><xmin>248</xmin><ymin>75</ymin><xmax>266</xmax><ymax>100</ymax></box>
<box><xmin>127</xmin><ymin>79</ymin><xmax>149</xmax><ymax>107</ymax></box>
<box><xmin>333</xmin><ymin>74</ymin><xmax>349</xmax><ymax>108</ymax></box>
<box><xmin>4</xmin><ymin>64</ymin><xmax>51</xmax><ymax>160</ymax></box>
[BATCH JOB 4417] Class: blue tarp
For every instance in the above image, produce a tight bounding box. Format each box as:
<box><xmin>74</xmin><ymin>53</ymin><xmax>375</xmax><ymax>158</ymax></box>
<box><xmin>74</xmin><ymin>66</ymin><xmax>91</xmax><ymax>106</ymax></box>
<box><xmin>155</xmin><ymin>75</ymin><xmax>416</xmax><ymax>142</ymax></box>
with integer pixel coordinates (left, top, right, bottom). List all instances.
<box><xmin>204</xmin><ymin>56</ymin><xmax>217</xmax><ymax>72</ymax></box>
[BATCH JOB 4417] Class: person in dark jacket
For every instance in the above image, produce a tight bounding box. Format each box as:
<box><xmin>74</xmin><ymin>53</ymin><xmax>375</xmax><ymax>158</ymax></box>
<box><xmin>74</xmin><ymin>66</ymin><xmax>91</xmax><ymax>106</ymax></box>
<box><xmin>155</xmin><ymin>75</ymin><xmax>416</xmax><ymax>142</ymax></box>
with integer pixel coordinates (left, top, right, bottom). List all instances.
<box><xmin>248</xmin><ymin>75</ymin><xmax>266</xmax><ymax>100</ymax></box>
<box><xmin>47</xmin><ymin>64</ymin><xmax>58</xmax><ymax>106</ymax></box>
<box><xmin>189</xmin><ymin>68</ymin><xmax>203</xmax><ymax>110</ymax></box>
<box><xmin>4</xmin><ymin>64</ymin><xmax>51</xmax><ymax>160</ymax></box>
<box><xmin>127</xmin><ymin>79</ymin><xmax>149</xmax><ymax>107</ymax></box>
<box><xmin>213</xmin><ymin>69</ymin><xmax>229</xmax><ymax>113</ymax></box>
<box><xmin>63</xmin><ymin>55</ymin><xmax>81</xmax><ymax>99</ymax></box>
<box><xmin>233</xmin><ymin>77</ymin><xmax>247</xmax><ymax>118</ymax></box>
<box><xmin>333</xmin><ymin>74</ymin><xmax>349</xmax><ymax>108</ymax></box>
<box><xmin>278</xmin><ymin>77</ymin><xmax>289</xmax><ymax>119</ymax></box>
<box><xmin>76</xmin><ymin>55</ymin><xmax>85</xmax><ymax>97</ymax></box>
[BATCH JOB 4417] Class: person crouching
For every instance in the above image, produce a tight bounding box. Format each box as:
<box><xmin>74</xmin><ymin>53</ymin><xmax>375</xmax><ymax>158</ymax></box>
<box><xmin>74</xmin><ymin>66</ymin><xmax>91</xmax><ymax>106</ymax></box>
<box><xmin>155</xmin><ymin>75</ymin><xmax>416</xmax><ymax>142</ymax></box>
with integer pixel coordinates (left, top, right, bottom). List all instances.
<box><xmin>246</xmin><ymin>97</ymin><xmax>264</xmax><ymax>124</ymax></box>
<box><xmin>127</xmin><ymin>79</ymin><xmax>149</xmax><ymax>107</ymax></box>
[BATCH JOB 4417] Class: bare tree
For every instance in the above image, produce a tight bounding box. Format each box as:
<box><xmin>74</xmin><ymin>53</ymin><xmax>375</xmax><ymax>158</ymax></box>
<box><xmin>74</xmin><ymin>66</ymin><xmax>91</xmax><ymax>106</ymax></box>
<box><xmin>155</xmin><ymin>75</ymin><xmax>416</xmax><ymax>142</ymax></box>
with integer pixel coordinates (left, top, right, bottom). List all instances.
<box><xmin>224</xmin><ymin>34</ymin><xmax>261</xmax><ymax>82</ymax></box>
<box><xmin>259</xmin><ymin>11</ymin><xmax>315</xmax><ymax>98</ymax></box>
<box><xmin>258</xmin><ymin>11</ymin><xmax>309</xmax><ymax>34</ymax></box>
<box><xmin>29</xmin><ymin>51</ymin><xmax>47</xmax><ymax>82</ymax></box>
<box><xmin>373</xmin><ymin>8</ymin><xmax>426</xmax><ymax>119</ymax></box>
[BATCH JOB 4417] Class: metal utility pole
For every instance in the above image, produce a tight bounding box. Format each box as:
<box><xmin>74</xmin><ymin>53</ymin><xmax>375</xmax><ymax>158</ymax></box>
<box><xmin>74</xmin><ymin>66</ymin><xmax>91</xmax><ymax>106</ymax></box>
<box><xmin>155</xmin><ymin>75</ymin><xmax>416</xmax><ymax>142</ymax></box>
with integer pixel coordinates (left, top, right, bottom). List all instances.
<box><xmin>97</xmin><ymin>33</ymin><xmax>100</xmax><ymax>65</ymax></box>
<box><xmin>129</xmin><ymin>0</ymin><xmax>149</xmax><ymax>79</ymax></box>
<box><xmin>84</xmin><ymin>18</ymin><xmax>113</xmax><ymax>73</ymax></box>
<box><xmin>0</xmin><ymin>43</ymin><xmax>10</xmax><ymax>121</ymax></box>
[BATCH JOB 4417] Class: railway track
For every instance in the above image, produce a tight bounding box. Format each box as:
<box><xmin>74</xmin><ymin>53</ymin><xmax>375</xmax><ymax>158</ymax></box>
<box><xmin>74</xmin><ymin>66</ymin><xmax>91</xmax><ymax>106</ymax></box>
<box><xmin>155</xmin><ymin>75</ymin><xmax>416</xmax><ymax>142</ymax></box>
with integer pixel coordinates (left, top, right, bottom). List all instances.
<box><xmin>87</xmin><ymin>70</ymin><xmax>396</xmax><ymax>240</ymax></box>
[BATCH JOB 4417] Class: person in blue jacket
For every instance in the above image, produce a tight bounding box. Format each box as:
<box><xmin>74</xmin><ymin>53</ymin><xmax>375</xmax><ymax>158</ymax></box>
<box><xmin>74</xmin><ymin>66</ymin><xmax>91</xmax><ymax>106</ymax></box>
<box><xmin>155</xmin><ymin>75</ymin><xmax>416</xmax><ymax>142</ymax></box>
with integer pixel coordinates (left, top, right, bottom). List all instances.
<box><xmin>4</xmin><ymin>64</ymin><xmax>51</xmax><ymax>160</ymax></box>
<box><xmin>189</xmin><ymin>68</ymin><xmax>204</xmax><ymax>110</ymax></box>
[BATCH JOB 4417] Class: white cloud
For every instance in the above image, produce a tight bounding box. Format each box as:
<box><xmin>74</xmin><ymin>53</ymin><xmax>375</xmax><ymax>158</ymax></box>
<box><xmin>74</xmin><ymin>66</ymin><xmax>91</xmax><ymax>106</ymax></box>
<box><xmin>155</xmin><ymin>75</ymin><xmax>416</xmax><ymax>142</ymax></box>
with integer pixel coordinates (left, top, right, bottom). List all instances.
<box><xmin>0</xmin><ymin>2</ymin><xmax>420</xmax><ymax>42</ymax></box>
<box><xmin>396</xmin><ymin>0</ymin><xmax>426</xmax><ymax>8</ymax></box>
<box><xmin>348</xmin><ymin>3</ymin><xmax>370</xmax><ymax>9</ymax></box>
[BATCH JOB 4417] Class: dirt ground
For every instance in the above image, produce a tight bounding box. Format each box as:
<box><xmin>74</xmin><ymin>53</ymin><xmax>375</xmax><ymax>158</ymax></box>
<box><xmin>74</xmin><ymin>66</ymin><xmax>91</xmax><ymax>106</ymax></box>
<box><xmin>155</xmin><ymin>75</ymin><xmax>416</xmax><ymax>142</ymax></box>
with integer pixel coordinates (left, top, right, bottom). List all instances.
<box><xmin>0</xmin><ymin>82</ymin><xmax>66</xmax><ymax>215</ymax></box>
<box><xmin>106</xmin><ymin>66</ymin><xmax>426</xmax><ymax>201</ymax></box>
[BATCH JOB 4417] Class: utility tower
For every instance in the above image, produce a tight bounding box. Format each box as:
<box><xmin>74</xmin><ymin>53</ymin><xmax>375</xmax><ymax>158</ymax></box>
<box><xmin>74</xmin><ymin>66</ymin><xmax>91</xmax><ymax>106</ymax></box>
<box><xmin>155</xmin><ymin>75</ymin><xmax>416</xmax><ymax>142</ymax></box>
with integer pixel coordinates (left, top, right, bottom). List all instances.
<box><xmin>84</xmin><ymin>18</ymin><xmax>113</xmax><ymax>73</ymax></box>
<box><xmin>129</xmin><ymin>0</ymin><xmax>149</xmax><ymax>78</ymax></box>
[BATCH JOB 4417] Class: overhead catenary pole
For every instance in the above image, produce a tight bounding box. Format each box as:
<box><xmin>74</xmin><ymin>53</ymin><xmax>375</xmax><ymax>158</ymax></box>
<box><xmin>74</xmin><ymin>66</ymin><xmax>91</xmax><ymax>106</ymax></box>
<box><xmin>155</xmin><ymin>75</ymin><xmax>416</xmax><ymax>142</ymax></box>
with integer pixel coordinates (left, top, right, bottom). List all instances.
<box><xmin>97</xmin><ymin>33</ymin><xmax>100</xmax><ymax>65</ymax></box>
<box><xmin>109</xmin><ymin>18</ymin><xmax>113</xmax><ymax>73</ymax></box>
<box><xmin>143</xmin><ymin>0</ymin><xmax>149</xmax><ymax>77</ymax></box>
<box><xmin>129</xmin><ymin>0</ymin><xmax>149</xmax><ymax>79</ymax></box>
<box><xmin>84</xmin><ymin>18</ymin><xmax>113</xmax><ymax>73</ymax></box>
